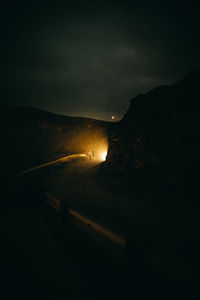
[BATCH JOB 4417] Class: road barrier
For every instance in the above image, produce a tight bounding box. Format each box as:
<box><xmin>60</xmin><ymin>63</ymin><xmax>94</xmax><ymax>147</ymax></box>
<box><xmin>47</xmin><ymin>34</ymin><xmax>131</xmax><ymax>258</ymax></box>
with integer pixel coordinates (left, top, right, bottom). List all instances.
<box><xmin>45</xmin><ymin>192</ymin><xmax>127</xmax><ymax>258</ymax></box>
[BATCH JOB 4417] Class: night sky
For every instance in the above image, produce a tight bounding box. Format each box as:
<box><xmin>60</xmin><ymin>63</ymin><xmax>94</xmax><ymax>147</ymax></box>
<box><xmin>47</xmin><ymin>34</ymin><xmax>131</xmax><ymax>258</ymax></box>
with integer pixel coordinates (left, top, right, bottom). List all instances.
<box><xmin>1</xmin><ymin>0</ymin><xmax>200</xmax><ymax>120</ymax></box>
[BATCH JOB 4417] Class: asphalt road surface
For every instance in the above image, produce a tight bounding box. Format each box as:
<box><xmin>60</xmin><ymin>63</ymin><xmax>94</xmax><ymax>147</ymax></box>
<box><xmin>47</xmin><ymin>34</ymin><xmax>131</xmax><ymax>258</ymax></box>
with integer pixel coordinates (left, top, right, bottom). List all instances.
<box><xmin>1</xmin><ymin>155</ymin><xmax>200</xmax><ymax>299</ymax></box>
<box><xmin>0</xmin><ymin>156</ymin><xmax>139</xmax><ymax>299</ymax></box>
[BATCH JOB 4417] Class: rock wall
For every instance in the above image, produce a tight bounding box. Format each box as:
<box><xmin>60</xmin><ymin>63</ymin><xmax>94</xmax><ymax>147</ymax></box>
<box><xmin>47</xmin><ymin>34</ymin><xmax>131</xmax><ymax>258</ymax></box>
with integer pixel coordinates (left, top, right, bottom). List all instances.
<box><xmin>106</xmin><ymin>69</ymin><xmax>200</xmax><ymax>192</ymax></box>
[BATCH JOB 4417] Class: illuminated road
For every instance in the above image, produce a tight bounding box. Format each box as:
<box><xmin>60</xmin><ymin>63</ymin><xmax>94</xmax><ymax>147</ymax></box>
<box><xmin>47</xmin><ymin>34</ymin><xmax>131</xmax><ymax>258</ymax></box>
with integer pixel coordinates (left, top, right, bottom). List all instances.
<box><xmin>15</xmin><ymin>153</ymin><xmax>87</xmax><ymax>178</ymax></box>
<box><xmin>17</xmin><ymin>154</ymin><xmax>162</xmax><ymax>255</ymax></box>
<box><xmin>15</xmin><ymin>153</ymin><xmax>128</xmax><ymax>256</ymax></box>
<box><xmin>40</xmin><ymin>158</ymin><xmax>193</xmax><ymax>283</ymax></box>
<box><xmin>15</xmin><ymin>154</ymin><xmax>136</xmax><ymax>257</ymax></box>
<box><xmin>43</xmin><ymin>158</ymin><xmax>158</xmax><ymax>238</ymax></box>
<box><xmin>2</xmin><ymin>155</ymin><xmax>131</xmax><ymax>299</ymax></box>
<box><xmin>15</xmin><ymin>154</ymin><xmax>177</xmax><ymax>273</ymax></box>
<box><xmin>1</xmin><ymin>154</ymin><xmax>195</xmax><ymax>298</ymax></box>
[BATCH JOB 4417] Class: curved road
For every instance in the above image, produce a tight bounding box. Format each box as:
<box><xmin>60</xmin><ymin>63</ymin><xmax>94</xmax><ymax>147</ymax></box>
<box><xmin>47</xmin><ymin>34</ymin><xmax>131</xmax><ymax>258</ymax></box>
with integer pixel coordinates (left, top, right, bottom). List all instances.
<box><xmin>2</xmin><ymin>153</ymin><xmax>130</xmax><ymax>299</ymax></box>
<box><xmin>15</xmin><ymin>153</ymin><xmax>87</xmax><ymax>179</ymax></box>
<box><xmin>15</xmin><ymin>153</ymin><xmax>127</xmax><ymax>255</ymax></box>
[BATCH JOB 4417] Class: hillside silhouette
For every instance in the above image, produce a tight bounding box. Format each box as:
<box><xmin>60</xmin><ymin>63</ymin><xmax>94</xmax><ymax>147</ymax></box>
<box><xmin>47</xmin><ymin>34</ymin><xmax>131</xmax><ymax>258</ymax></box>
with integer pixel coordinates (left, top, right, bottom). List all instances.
<box><xmin>106</xmin><ymin>69</ymin><xmax>200</xmax><ymax>200</ymax></box>
<box><xmin>0</xmin><ymin>106</ymin><xmax>109</xmax><ymax>181</ymax></box>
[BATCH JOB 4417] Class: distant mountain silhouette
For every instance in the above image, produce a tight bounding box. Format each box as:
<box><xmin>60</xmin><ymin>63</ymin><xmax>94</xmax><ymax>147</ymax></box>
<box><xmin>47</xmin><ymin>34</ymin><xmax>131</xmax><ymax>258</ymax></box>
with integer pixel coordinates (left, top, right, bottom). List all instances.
<box><xmin>0</xmin><ymin>106</ymin><xmax>109</xmax><ymax>180</ymax></box>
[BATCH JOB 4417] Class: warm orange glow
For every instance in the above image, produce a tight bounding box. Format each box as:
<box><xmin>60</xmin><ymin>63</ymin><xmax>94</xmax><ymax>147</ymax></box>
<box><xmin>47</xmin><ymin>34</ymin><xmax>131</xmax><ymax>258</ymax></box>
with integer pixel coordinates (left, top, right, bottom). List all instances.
<box><xmin>111</xmin><ymin>115</ymin><xmax>115</xmax><ymax>120</ymax></box>
<box><xmin>100</xmin><ymin>151</ymin><xmax>107</xmax><ymax>161</ymax></box>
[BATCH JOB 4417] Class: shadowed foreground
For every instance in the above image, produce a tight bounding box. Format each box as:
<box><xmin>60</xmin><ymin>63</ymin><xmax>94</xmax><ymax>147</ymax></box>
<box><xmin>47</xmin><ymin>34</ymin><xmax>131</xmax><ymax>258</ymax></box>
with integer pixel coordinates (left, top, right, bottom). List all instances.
<box><xmin>1</xmin><ymin>157</ymin><xmax>199</xmax><ymax>299</ymax></box>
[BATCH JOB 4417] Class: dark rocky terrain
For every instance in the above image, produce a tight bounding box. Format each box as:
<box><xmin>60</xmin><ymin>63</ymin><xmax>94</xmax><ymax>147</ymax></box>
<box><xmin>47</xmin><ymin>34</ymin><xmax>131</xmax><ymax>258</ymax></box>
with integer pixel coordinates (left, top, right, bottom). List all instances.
<box><xmin>106</xmin><ymin>69</ymin><xmax>200</xmax><ymax>200</ymax></box>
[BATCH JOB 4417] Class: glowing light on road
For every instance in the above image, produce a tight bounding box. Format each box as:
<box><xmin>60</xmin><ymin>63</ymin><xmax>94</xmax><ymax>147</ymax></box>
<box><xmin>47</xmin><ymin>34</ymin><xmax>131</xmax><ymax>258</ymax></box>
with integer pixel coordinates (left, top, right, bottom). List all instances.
<box><xmin>100</xmin><ymin>151</ymin><xmax>107</xmax><ymax>161</ymax></box>
<box><xmin>111</xmin><ymin>115</ymin><xmax>115</xmax><ymax>120</ymax></box>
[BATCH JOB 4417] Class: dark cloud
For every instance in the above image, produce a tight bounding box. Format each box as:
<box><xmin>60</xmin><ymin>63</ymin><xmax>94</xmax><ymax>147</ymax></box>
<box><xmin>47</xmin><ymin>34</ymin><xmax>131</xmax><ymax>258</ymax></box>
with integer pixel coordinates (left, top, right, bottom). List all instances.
<box><xmin>1</xmin><ymin>0</ymin><xmax>200</xmax><ymax>120</ymax></box>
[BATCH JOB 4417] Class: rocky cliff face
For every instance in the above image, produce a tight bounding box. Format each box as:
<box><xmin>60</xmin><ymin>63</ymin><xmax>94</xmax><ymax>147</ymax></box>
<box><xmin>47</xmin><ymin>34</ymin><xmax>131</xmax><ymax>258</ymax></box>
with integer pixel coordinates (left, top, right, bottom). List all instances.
<box><xmin>106</xmin><ymin>69</ymin><xmax>200</xmax><ymax>193</ymax></box>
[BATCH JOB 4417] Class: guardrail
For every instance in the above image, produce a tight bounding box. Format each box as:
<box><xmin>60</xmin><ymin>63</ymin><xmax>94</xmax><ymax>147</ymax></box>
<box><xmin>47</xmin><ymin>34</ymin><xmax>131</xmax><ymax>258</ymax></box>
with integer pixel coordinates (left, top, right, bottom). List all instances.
<box><xmin>45</xmin><ymin>192</ymin><xmax>127</xmax><ymax>258</ymax></box>
<box><xmin>44</xmin><ymin>192</ymin><xmax>167</xmax><ymax>282</ymax></box>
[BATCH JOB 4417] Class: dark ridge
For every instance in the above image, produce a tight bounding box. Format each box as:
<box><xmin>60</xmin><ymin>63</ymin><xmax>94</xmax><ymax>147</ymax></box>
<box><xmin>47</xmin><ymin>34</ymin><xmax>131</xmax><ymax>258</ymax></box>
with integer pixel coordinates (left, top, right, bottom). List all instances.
<box><xmin>106</xmin><ymin>68</ymin><xmax>200</xmax><ymax>198</ymax></box>
<box><xmin>0</xmin><ymin>106</ymin><xmax>109</xmax><ymax>180</ymax></box>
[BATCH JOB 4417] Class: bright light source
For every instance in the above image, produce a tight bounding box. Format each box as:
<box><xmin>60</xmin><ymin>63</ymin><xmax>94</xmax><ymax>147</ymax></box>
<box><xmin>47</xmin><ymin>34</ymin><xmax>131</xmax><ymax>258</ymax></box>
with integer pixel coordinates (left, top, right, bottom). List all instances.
<box><xmin>100</xmin><ymin>151</ymin><xmax>107</xmax><ymax>161</ymax></box>
<box><xmin>111</xmin><ymin>115</ymin><xmax>115</xmax><ymax>120</ymax></box>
